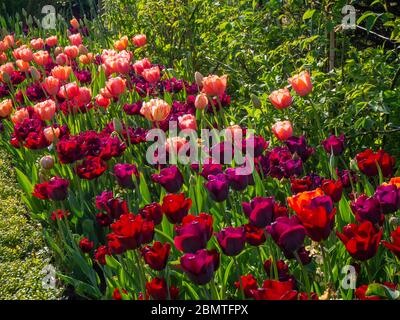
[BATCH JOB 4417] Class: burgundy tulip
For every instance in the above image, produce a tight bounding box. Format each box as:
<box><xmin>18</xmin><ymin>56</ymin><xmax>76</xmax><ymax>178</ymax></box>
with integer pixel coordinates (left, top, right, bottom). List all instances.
<box><xmin>266</xmin><ymin>216</ymin><xmax>306</xmax><ymax>255</ymax></box>
<box><xmin>180</xmin><ymin>249</ymin><xmax>220</xmax><ymax>285</ymax></box>
<box><xmin>216</xmin><ymin>226</ymin><xmax>246</xmax><ymax>256</ymax></box>
<box><xmin>151</xmin><ymin>165</ymin><xmax>184</xmax><ymax>193</ymax></box>
<box><xmin>321</xmin><ymin>134</ymin><xmax>345</xmax><ymax>156</ymax></box>
<box><xmin>204</xmin><ymin>173</ymin><xmax>230</xmax><ymax>202</ymax></box>
<box><xmin>114</xmin><ymin>163</ymin><xmax>139</xmax><ymax>189</ymax></box>
<box><xmin>242</xmin><ymin>196</ymin><xmax>275</xmax><ymax>228</ymax></box>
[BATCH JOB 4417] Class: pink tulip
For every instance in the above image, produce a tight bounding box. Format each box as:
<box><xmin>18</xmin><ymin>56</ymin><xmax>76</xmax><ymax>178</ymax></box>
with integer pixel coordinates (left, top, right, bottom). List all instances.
<box><xmin>142</xmin><ymin>66</ymin><xmax>160</xmax><ymax>83</ymax></box>
<box><xmin>30</xmin><ymin>38</ymin><xmax>44</xmax><ymax>50</ymax></box>
<box><xmin>68</xmin><ymin>33</ymin><xmax>82</xmax><ymax>46</ymax></box>
<box><xmin>58</xmin><ymin>82</ymin><xmax>80</xmax><ymax>99</ymax></box>
<box><xmin>133</xmin><ymin>58</ymin><xmax>151</xmax><ymax>76</ymax></box>
<box><xmin>178</xmin><ymin>114</ymin><xmax>197</xmax><ymax>130</ymax></box>
<box><xmin>43</xmin><ymin>126</ymin><xmax>61</xmax><ymax>143</ymax></box>
<box><xmin>132</xmin><ymin>34</ymin><xmax>147</xmax><ymax>47</ymax></box>
<box><xmin>195</xmin><ymin>93</ymin><xmax>208</xmax><ymax>110</ymax></box>
<box><xmin>64</xmin><ymin>45</ymin><xmax>79</xmax><ymax>59</ymax></box>
<box><xmin>43</xmin><ymin>76</ymin><xmax>61</xmax><ymax>96</ymax></box>
<box><xmin>45</xmin><ymin>36</ymin><xmax>58</xmax><ymax>47</ymax></box>
<box><xmin>33</xmin><ymin>99</ymin><xmax>57</xmax><ymax>121</ymax></box>
<box><xmin>11</xmin><ymin>108</ymin><xmax>29</xmax><ymax>124</ymax></box>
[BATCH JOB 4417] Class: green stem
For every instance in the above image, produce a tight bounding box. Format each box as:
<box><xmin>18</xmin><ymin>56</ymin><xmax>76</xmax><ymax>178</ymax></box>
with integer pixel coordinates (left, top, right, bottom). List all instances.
<box><xmin>294</xmin><ymin>251</ymin><xmax>311</xmax><ymax>296</ymax></box>
<box><xmin>233</xmin><ymin>256</ymin><xmax>245</xmax><ymax>300</ymax></box>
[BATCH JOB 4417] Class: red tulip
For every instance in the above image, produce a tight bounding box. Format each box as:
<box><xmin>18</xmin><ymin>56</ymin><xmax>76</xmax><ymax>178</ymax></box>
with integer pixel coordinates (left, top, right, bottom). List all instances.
<box><xmin>141</xmin><ymin>241</ymin><xmax>171</xmax><ymax>271</ymax></box>
<box><xmin>161</xmin><ymin>193</ymin><xmax>192</xmax><ymax>224</ymax></box>
<box><xmin>337</xmin><ymin>221</ymin><xmax>382</xmax><ymax>261</ymax></box>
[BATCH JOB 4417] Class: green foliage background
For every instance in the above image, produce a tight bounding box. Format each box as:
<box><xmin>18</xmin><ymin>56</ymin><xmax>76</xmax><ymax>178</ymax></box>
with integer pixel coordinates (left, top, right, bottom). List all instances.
<box><xmin>101</xmin><ymin>0</ymin><xmax>400</xmax><ymax>158</ymax></box>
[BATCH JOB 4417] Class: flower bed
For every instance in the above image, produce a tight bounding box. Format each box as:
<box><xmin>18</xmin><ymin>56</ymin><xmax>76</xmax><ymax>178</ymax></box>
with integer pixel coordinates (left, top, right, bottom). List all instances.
<box><xmin>0</xmin><ymin>18</ymin><xmax>399</xmax><ymax>300</ymax></box>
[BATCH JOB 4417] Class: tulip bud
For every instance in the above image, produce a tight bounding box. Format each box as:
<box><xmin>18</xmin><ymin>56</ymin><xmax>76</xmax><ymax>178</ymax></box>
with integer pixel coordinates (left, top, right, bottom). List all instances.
<box><xmin>389</xmin><ymin>216</ymin><xmax>400</xmax><ymax>227</ymax></box>
<box><xmin>29</xmin><ymin>66</ymin><xmax>41</xmax><ymax>81</ymax></box>
<box><xmin>54</xmin><ymin>46</ymin><xmax>64</xmax><ymax>57</ymax></box>
<box><xmin>194</xmin><ymin>93</ymin><xmax>208</xmax><ymax>110</ymax></box>
<box><xmin>194</xmin><ymin>71</ymin><xmax>203</xmax><ymax>87</ymax></box>
<box><xmin>251</xmin><ymin>94</ymin><xmax>261</xmax><ymax>108</ymax></box>
<box><xmin>78</xmin><ymin>44</ymin><xmax>88</xmax><ymax>55</ymax></box>
<box><xmin>113</xmin><ymin>118</ymin><xmax>123</xmax><ymax>134</ymax></box>
<box><xmin>1</xmin><ymin>71</ymin><xmax>10</xmax><ymax>83</ymax></box>
<box><xmin>40</xmin><ymin>155</ymin><xmax>55</xmax><ymax>170</ymax></box>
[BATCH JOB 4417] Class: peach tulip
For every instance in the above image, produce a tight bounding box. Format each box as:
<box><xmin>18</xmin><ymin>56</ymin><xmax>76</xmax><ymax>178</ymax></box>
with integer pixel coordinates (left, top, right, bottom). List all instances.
<box><xmin>43</xmin><ymin>126</ymin><xmax>61</xmax><ymax>143</ymax></box>
<box><xmin>33</xmin><ymin>50</ymin><xmax>50</xmax><ymax>66</ymax></box>
<box><xmin>269</xmin><ymin>88</ymin><xmax>293</xmax><ymax>109</ymax></box>
<box><xmin>43</xmin><ymin>76</ymin><xmax>61</xmax><ymax>96</ymax></box>
<box><xmin>68</xmin><ymin>33</ymin><xmax>82</xmax><ymax>46</ymax></box>
<box><xmin>165</xmin><ymin>136</ymin><xmax>187</xmax><ymax>154</ymax></box>
<box><xmin>178</xmin><ymin>114</ymin><xmax>197</xmax><ymax>130</ymax></box>
<box><xmin>30</xmin><ymin>38</ymin><xmax>44</xmax><ymax>50</ymax></box>
<box><xmin>11</xmin><ymin>108</ymin><xmax>29</xmax><ymax>124</ymax></box>
<box><xmin>142</xmin><ymin>66</ymin><xmax>160</xmax><ymax>83</ymax></box>
<box><xmin>195</xmin><ymin>93</ymin><xmax>208</xmax><ymax>110</ymax></box>
<box><xmin>70</xmin><ymin>18</ymin><xmax>80</xmax><ymax>30</ymax></box>
<box><xmin>0</xmin><ymin>52</ymin><xmax>7</xmax><ymax>64</ymax></box>
<box><xmin>131</xmin><ymin>34</ymin><xmax>147</xmax><ymax>47</ymax></box>
<box><xmin>64</xmin><ymin>45</ymin><xmax>79</xmax><ymax>59</ymax></box>
<box><xmin>288</xmin><ymin>71</ymin><xmax>313</xmax><ymax>96</ymax></box>
<box><xmin>29</xmin><ymin>66</ymin><xmax>41</xmax><ymax>81</ymax></box>
<box><xmin>3</xmin><ymin>35</ymin><xmax>14</xmax><ymax>49</ymax></box>
<box><xmin>202</xmin><ymin>74</ymin><xmax>227</xmax><ymax>96</ymax></box>
<box><xmin>16</xmin><ymin>59</ymin><xmax>30</xmax><ymax>72</ymax></box>
<box><xmin>45</xmin><ymin>36</ymin><xmax>58</xmax><ymax>47</ymax></box>
<box><xmin>51</xmin><ymin>65</ymin><xmax>72</xmax><ymax>81</ymax></box>
<box><xmin>33</xmin><ymin>99</ymin><xmax>57</xmax><ymax>121</ymax></box>
<box><xmin>114</xmin><ymin>36</ymin><xmax>129</xmax><ymax>51</ymax></box>
<box><xmin>0</xmin><ymin>99</ymin><xmax>13</xmax><ymax>118</ymax></box>
<box><xmin>272</xmin><ymin>120</ymin><xmax>293</xmax><ymax>141</ymax></box>
<box><xmin>140</xmin><ymin>98</ymin><xmax>171</xmax><ymax>122</ymax></box>
<box><xmin>105</xmin><ymin>77</ymin><xmax>126</xmax><ymax>97</ymax></box>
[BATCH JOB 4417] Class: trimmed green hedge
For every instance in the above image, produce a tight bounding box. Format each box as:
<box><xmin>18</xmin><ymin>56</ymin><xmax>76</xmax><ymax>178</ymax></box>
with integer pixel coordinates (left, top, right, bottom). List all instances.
<box><xmin>0</xmin><ymin>150</ymin><xmax>61</xmax><ymax>300</ymax></box>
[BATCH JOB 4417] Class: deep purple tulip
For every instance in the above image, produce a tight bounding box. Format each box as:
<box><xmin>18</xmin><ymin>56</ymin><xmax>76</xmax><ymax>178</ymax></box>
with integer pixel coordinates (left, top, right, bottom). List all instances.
<box><xmin>209</xmin><ymin>141</ymin><xmax>234</xmax><ymax>165</ymax></box>
<box><xmin>225</xmin><ymin>167</ymin><xmax>251</xmax><ymax>191</ymax></box>
<box><xmin>242</xmin><ymin>135</ymin><xmax>269</xmax><ymax>158</ymax></box>
<box><xmin>321</xmin><ymin>134</ymin><xmax>345</xmax><ymax>156</ymax></box>
<box><xmin>242</xmin><ymin>196</ymin><xmax>275</xmax><ymax>228</ymax></box>
<box><xmin>216</xmin><ymin>226</ymin><xmax>246</xmax><ymax>256</ymax></box>
<box><xmin>266</xmin><ymin>216</ymin><xmax>306</xmax><ymax>254</ymax></box>
<box><xmin>285</xmin><ymin>135</ymin><xmax>314</xmax><ymax>161</ymax></box>
<box><xmin>374</xmin><ymin>184</ymin><xmax>399</xmax><ymax>214</ymax></box>
<box><xmin>180</xmin><ymin>249</ymin><xmax>220</xmax><ymax>285</ymax></box>
<box><xmin>151</xmin><ymin>165</ymin><xmax>184</xmax><ymax>193</ymax></box>
<box><xmin>204</xmin><ymin>173</ymin><xmax>230</xmax><ymax>202</ymax></box>
<box><xmin>114</xmin><ymin>163</ymin><xmax>139</xmax><ymax>189</ymax></box>
<box><xmin>351</xmin><ymin>195</ymin><xmax>383</xmax><ymax>225</ymax></box>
